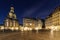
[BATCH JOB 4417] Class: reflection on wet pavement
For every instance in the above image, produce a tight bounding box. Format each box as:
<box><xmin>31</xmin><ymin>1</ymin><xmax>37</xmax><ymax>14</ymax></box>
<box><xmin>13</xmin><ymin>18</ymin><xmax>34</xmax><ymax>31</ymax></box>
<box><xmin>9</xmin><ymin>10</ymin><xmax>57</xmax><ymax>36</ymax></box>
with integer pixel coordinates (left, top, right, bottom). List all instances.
<box><xmin>0</xmin><ymin>31</ymin><xmax>60</xmax><ymax>40</ymax></box>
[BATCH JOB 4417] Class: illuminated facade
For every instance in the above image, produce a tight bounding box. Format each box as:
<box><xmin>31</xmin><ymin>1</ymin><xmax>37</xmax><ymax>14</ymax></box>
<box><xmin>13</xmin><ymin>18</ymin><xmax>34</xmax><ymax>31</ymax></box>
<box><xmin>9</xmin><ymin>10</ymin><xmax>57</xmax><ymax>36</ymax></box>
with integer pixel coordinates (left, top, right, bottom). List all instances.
<box><xmin>23</xmin><ymin>17</ymin><xmax>42</xmax><ymax>30</ymax></box>
<box><xmin>0</xmin><ymin>6</ymin><xmax>43</xmax><ymax>31</ymax></box>
<box><xmin>19</xmin><ymin>24</ymin><xmax>24</xmax><ymax>31</ymax></box>
<box><xmin>4</xmin><ymin>7</ymin><xmax>19</xmax><ymax>30</ymax></box>
<box><xmin>45</xmin><ymin>6</ymin><xmax>60</xmax><ymax>30</ymax></box>
<box><xmin>37</xmin><ymin>18</ymin><xmax>42</xmax><ymax>29</ymax></box>
<box><xmin>52</xmin><ymin>6</ymin><xmax>60</xmax><ymax>30</ymax></box>
<box><xmin>1</xmin><ymin>6</ymin><xmax>60</xmax><ymax>31</ymax></box>
<box><xmin>0</xmin><ymin>24</ymin><xmax>4</xmax><ymax>30</ymax></box>
<box><xmin>45</xmin><ymin>15</ymin><xmax>52</xmax><ymax>29</ymax></box>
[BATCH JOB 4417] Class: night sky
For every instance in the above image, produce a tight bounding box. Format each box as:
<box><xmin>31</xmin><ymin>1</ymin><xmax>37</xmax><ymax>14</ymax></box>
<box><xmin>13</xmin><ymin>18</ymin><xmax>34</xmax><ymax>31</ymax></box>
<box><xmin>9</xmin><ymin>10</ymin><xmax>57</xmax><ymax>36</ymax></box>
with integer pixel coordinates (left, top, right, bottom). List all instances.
<box><xmin>0</xmin><ymin>0</ymin><xmax>60</xmax><ymax>24</ymax></box>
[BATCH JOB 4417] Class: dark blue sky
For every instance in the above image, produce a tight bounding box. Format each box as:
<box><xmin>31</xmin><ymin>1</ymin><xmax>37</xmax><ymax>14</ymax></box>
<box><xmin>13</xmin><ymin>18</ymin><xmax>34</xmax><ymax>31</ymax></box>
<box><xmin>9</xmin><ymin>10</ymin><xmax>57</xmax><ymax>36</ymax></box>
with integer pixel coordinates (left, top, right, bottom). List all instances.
<box><xmin>0</xmin><ymin>0</ymin><xmax>60</xmax><ymax>24</ymax></box>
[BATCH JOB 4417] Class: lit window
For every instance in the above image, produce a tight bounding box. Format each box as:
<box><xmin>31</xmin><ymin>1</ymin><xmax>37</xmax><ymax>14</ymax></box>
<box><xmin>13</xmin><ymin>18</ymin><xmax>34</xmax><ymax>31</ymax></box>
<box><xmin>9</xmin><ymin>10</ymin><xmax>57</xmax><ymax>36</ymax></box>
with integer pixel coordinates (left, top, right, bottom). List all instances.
<box><xmin>30</xmin><ymin>23</ymin><xmax>32</xmax><ymax>25</ymax></box>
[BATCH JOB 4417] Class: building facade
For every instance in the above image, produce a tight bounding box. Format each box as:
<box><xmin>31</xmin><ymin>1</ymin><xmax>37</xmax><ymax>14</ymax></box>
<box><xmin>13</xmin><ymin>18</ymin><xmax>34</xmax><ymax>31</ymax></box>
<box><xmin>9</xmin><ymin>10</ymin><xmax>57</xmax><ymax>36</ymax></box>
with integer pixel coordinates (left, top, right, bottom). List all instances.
<box><xmin>45</xmin><ymin>15</ymin><xmax>52</xmax><ymax>29</ymax></box>
<box><xmin>37</xmin><ymin>18</ymin><xmax>42</xmax><ymax>29</ymax></box>
<box><xmin>4</xmin><ymin>7</ymin><xmax>19</xmax><ymax>31</ymax></box>
<box><xmin>45</xmin><ymin>6</ymin><xmax>60</xmax><ymax>30</ymax></box>
<box><xmin>51</xmin><ymin>6</ymin><xmax>60</xmax><ymax>30</ymax></box>
<box><xmin>23</xmin><ymin>17</ymin><xmax>42</xmax><ymax>30</ymax></box>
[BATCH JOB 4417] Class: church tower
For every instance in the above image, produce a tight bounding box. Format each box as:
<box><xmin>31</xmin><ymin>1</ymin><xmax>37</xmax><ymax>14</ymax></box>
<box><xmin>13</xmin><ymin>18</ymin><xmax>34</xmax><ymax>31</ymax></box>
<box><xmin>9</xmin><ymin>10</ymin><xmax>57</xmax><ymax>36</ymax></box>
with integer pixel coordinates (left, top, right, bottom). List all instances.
<box><xmin>8</xmin><ymin>7</ymin><xmax>17</xmax><ymax>19</ymax></box>
<box><xmin>4</xmin><ymin>6</ymin><xmax>19</xmax><ymax>31</ymax></box>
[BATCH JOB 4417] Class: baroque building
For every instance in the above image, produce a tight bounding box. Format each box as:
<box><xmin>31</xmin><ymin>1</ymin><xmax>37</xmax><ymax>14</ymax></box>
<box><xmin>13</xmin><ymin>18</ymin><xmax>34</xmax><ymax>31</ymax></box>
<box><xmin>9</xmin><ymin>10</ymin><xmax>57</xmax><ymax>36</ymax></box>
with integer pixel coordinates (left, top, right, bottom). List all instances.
<box><xmin>4</xmin><ymin>7</ymin><xmax>19</xmax><ymax>31</ymax></box>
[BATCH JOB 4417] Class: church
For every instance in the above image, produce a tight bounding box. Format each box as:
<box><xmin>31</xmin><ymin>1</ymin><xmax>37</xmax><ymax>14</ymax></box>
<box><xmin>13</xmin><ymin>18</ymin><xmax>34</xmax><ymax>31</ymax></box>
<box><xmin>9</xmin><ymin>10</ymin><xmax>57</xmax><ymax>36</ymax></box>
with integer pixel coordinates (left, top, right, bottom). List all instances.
<box><xmin>0</xmin><ymin>6</ymin><xmax>20</xmax><ymax>31</ymax></box>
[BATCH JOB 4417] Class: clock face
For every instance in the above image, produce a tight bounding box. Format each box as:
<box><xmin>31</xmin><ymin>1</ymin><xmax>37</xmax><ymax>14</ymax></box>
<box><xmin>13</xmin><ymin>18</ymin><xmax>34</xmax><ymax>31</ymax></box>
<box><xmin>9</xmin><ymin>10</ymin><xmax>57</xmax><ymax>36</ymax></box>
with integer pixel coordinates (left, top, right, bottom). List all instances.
<box><xmin>30</xmin><ymin>23</ymin><xmax>32</xmax><ymax>25</ymax></box>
